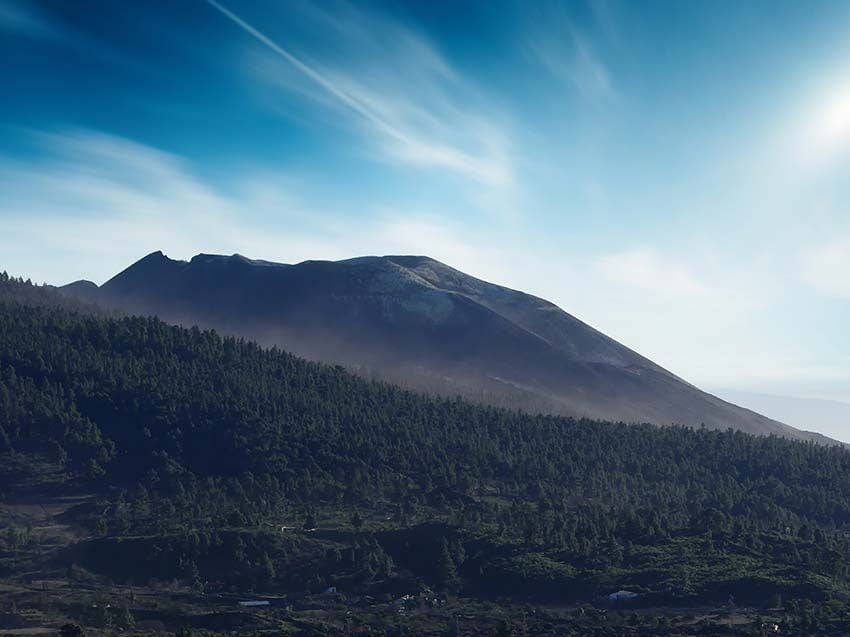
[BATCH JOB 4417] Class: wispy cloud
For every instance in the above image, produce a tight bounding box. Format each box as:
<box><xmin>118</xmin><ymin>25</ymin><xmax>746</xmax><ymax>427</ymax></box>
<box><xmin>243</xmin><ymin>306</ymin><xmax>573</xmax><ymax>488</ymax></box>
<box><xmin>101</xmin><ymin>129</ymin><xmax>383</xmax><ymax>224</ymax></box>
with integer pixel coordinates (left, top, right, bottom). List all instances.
<box><xmin>206</xmin><ymin>0</ymin><xmax>514</xmax><ymax>196</ymax></box>
<box><xmin>0</xmin><ymin>0</ymin><xmax>58</xmax><ymax>39</ymax></box>
<box><xmin>1</xmin><ymin>130</ymin><xmax>277</xmax><ymax>282</ymax></box>
<box><xmin>597</xmin><ymin>249</ymin><xmax>710</xmax><ymax>298</ymax></box>
<box><xmin>0</xmin><ymin>129</ymin><xmax>514</xmax><ymax>286</ymax></box>
<box><xmin>582</xmin><ymin>246</ymin><xmax>791</xmax><ymax>385</ymax></box>
<box><xmin>525</xmin><ymin>1</ymin><xmax>616</xmax><ymax>100</ymax></box>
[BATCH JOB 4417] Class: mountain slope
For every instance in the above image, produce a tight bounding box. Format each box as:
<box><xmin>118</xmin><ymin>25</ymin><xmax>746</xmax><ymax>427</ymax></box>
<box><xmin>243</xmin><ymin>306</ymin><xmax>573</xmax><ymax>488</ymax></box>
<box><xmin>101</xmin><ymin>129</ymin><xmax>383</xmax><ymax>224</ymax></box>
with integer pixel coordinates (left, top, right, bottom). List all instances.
<box><xmin>61</xmin><ymin>251</ymin><xmax>831</xmax><ymax>443</ymax></box>
<box><xmin>7</xmin><ymin>276</ymin><xmax>850</xmax><ymax>617</ymax></box>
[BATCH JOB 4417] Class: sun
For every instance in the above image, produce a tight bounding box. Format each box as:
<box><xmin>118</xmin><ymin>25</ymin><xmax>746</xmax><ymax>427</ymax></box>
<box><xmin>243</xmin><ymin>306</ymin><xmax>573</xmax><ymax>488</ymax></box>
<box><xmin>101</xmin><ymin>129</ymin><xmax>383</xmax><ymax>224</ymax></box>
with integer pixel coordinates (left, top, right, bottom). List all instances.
<box><xmin>810</xmin><ymin>84</ymin><xmax>850</xmax><ymax>152</ymax></box>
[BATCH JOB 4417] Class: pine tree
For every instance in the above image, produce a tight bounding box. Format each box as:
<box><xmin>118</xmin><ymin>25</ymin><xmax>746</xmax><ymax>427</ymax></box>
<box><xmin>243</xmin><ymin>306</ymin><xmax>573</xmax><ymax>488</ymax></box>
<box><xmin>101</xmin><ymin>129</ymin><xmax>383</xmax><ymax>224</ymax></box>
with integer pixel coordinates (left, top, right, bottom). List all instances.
<box><xmin>260</xmin><ymin>551</ymin><xmax>276</xmax><ymax>583</ymax></box>
<box><xmin>436</xmin><ymin>539</ymin><xmax>459</xmax><ymax>591</ymax></box>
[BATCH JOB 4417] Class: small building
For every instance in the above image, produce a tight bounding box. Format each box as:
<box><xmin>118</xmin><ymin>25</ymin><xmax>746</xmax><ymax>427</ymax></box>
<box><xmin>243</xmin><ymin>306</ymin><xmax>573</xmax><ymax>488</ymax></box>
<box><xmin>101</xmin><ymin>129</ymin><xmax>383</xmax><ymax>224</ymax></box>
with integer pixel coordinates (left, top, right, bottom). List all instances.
<box><xmin>607</xmin><ymin>590</ymin><xmax>639</xmax><ymax>601</ymax></box>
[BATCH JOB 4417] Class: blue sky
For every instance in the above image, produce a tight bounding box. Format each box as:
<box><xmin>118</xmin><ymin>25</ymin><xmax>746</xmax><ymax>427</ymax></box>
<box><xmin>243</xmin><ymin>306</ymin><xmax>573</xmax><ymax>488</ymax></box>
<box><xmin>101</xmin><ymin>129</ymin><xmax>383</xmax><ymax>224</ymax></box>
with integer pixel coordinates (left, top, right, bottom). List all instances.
<box><xmin>4</xmin><ymin>0</ymin><xmax>850</xmax><ymax>404</ymax></box>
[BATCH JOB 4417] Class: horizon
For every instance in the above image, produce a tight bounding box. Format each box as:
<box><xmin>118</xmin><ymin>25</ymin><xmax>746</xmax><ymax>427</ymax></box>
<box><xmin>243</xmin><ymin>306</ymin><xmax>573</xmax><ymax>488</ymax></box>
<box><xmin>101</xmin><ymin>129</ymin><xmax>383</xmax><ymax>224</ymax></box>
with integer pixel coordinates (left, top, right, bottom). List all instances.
<box><xmin>4</xmin><ymin>0</ymin><xmax>850</xmax><ymax>414</ymax></box>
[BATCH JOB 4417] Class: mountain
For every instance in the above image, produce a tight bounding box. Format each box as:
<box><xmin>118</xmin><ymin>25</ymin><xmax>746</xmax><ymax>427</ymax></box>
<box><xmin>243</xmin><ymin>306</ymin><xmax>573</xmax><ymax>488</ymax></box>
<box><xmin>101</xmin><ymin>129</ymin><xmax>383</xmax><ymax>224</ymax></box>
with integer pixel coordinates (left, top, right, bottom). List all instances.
<box><xmin>61</xmin><ymin>251</ymin><xmax>832</xmax><ymax>443</ymax></box>
<box><xmin>7</xmin><ymin>273</ymin><xmax>850</xmax><ymax>623</ymax></box>
<box><xmin>715</xmin><ymin>389</ymin><xmax>850</xmax><ymax>444</ymax></box>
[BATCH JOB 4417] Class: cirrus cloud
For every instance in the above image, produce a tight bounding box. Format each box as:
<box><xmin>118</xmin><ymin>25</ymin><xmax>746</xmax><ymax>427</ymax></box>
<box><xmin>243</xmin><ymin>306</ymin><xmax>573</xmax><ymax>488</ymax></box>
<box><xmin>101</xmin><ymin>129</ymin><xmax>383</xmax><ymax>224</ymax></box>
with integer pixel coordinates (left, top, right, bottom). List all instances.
<box><xmin>208</xmin><ymin>0</ymin><xmax>516</xmax><ymax>202</ymax></box>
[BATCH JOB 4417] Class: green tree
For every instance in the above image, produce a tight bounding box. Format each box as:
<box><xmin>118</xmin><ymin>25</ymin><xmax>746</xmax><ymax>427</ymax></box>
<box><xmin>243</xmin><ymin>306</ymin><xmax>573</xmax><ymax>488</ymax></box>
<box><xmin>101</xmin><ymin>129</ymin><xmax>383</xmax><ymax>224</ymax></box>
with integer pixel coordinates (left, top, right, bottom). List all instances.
<box><xmin>436</xmin><ymin>539</ymin><xmax>459</xmax><ymax>591</ymax></box>
<box><xmin>260</xmin><ymin>551</ymin><xmax>276</xmax><ymax>583</ymax></box>
<box><xmin>304</xmin><ymin>512</ymin><xmax>318</xmax><ymax>530</ymax></box>
<box><xmin>58</xmin><ymin>625</ymin><xmax>85</xmax><ymax>637</ymax></box>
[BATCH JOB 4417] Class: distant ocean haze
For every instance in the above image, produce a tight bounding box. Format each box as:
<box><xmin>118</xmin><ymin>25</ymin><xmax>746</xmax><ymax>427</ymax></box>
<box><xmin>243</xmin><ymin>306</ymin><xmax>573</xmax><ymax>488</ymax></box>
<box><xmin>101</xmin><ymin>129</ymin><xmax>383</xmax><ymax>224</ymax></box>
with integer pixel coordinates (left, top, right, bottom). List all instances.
<box><xmin>714</xmin><ymin>389</ymin><xmax>850</xmax><ymax>444</ymax></box>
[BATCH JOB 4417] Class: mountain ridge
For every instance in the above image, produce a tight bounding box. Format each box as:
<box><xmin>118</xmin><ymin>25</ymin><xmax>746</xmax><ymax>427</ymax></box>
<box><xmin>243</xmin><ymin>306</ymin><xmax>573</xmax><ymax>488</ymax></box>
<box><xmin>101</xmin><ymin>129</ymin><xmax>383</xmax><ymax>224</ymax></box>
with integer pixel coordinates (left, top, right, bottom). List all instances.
<box><xmin>59</xmin><ymin>250</ymin><xmax>836</xmax><ymax>444</ymax></box>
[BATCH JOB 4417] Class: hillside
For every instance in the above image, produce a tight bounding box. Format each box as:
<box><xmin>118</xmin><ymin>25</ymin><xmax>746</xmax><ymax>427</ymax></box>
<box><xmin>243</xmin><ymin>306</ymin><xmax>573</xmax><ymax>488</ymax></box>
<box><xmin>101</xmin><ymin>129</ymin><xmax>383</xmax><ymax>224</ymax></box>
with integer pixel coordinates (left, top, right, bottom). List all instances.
<box><xmin>4</xmin><ymin>273</ymin><xmax>850</xmax><ymax>634</ymax></box>
<box><xmin>60</xmin><ymin>251</ymin><xmax>830</xmax><ymax>443</ymax></box>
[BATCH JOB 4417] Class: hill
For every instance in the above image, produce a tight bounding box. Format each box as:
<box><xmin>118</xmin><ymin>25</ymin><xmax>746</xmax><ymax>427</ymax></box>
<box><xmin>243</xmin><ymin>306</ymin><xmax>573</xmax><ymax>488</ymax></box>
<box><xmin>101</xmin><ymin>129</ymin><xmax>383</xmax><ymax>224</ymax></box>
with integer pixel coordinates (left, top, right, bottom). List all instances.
<box><xmin>60</xmin><ymin>251</ymin><xmax>830</xmax><ymax>443</ymax></box>
<box><xmin>4</xmin><ymin>272</ymin><xmax>850</xmax><ymax>633</ymax></box>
